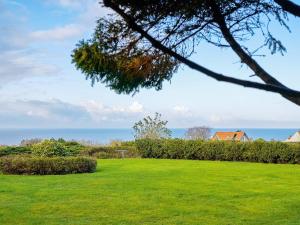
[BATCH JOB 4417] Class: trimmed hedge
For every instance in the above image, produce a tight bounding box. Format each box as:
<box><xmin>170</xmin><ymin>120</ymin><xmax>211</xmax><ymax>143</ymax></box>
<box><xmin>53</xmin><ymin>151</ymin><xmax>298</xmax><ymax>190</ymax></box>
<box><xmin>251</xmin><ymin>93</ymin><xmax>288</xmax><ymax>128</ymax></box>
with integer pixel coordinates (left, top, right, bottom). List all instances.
<box><xmin>0</xmin><ymin>146</ymin><xmax>31</xmax><ymax>157</ymax></box>
<box><xmin>80</xmin><ymin>146</ymin><xmax>139</xmax><ymax>159</ymax></box>
<box><xmin>136</xmin><ymin>139</ymin><xmax>300</xmax><ymax>164</ymax></box>
<box><xmin>0</xmin><ymin>156</ymin><xmax>97</xmax><ymax>175</ymax></box>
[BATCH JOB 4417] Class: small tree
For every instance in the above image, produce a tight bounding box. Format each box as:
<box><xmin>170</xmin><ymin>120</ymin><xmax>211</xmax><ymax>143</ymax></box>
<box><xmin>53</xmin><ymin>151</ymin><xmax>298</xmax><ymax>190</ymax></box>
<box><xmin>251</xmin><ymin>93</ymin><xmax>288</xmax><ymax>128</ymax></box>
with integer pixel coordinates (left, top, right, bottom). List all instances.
<box><xmin>185</xmin><ymin>126</ymin><xmax>211</xmax><ymax>140</ymax></box>
<box><xmin>133</xmin><ymin>113</ymin><xmax>171</xmax><ymax>139</ymax></box>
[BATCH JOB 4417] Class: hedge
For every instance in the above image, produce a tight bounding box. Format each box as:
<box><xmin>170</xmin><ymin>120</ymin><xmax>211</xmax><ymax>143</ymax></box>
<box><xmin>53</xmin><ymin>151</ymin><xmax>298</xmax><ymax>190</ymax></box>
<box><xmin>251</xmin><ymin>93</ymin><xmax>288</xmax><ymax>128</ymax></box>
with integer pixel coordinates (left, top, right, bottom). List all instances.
<box><xmin>0</xmin><ymin>156</ymin><xmax>97</xmax><ymax>175</ymax></box>
<box><xmin>136</xmin><ymin>139</ymin><xmax>300</xmax><ymax>164</ymax></box>
<box><xmin>80</xmin><ymin>146</ymin><xmax>139</xmax><ymax>158</ymax></box>
<box><xmin>0</xmin><ymin>146</ymin><xmax>31</xmax><ymax>157</ymax></box>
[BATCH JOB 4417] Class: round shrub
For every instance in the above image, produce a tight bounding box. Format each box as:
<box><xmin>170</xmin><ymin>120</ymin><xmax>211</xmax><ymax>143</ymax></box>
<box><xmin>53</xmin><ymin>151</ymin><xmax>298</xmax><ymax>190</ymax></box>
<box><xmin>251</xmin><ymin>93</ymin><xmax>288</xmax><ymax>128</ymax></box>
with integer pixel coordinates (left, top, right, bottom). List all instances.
<box><xmin>32</xmin><ymin>139</ymin><xmax>70</xmax><ymax>157</ymax></box>
<box><xmin>0</xmin><ymin>156</ymin><xmax>97</xmax><ymax>175</ymax></box>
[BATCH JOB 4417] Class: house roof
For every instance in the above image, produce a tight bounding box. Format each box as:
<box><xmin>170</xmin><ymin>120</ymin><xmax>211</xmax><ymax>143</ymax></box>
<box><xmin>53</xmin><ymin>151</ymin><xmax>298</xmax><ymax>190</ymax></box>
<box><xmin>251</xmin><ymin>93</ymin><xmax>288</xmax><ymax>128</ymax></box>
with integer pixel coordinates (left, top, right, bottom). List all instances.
<box><xmin>284</xmin><ymin>131</ymin><xmax>300</xmax><ymax>142</ymax></box>
<box><xmin>212</xmin><ymin>131</ymin><xmax>247</xmax><ymax>141</ymax></box>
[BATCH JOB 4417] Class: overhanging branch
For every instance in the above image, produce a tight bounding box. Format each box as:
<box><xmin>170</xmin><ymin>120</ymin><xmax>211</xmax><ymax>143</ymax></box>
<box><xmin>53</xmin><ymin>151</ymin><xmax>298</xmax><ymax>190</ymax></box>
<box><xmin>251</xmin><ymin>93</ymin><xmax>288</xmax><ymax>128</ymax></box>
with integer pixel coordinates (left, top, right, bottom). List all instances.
<box><xmin>209</xmin><ymin>0</ymin><xmax>300</xmax><ymax>106</ymax></box>
<box><xmin>275</xmin><ymin>0</ymin><xmax>300</xmax><ymax>17</ymax></box>
<box><xmin>103</xmin><ymin>0</ymin><xmax>300</xmax><ymax>99</ymax></box>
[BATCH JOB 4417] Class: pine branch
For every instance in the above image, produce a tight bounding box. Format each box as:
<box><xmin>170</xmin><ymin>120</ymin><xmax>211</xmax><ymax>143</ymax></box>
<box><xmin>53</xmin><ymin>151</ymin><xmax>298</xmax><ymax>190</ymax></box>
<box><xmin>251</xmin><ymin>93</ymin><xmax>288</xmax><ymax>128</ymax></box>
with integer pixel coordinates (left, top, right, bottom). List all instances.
<box><xmin>103</xmin><ymin>0</ymin><xmax>300</xmax><ymax>103</ymax></box>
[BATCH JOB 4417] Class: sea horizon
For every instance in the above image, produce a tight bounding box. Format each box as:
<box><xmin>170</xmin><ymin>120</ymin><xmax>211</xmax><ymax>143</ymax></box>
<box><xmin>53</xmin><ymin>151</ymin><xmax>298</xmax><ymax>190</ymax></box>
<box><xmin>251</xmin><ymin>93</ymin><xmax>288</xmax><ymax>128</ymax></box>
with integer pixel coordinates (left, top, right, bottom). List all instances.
<box><xmin>0</xmin><ymin>128</ymin><xmax>298</xmax><ymax>146</ymax></box>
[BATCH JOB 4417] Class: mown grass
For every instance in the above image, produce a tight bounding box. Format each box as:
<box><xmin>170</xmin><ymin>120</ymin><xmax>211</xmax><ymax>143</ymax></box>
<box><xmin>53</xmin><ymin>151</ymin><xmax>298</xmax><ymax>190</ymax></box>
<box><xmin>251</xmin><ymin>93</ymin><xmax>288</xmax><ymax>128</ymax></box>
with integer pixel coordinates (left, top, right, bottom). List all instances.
<box><xmin>1</xmin><ymin>159</ymin><xmax>300</xmax><ymax>225</ymax></box>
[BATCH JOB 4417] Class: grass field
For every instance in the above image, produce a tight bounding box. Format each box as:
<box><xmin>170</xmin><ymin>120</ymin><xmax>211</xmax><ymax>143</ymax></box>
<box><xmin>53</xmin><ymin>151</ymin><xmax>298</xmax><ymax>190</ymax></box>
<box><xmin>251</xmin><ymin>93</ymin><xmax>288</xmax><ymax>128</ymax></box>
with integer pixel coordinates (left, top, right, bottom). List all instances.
<box><xmin>1</xmin><ymin>159</ymin><xmax>300</xmax><ymax>225</ymax></box>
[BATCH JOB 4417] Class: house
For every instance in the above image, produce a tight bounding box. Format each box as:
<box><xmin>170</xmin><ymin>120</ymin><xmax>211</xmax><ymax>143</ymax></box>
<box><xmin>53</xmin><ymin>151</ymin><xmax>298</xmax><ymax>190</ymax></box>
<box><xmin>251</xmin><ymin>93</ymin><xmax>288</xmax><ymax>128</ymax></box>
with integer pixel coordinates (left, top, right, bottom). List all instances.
<box><xmin>284</xmin><ymin>131</ymin><xmax>300</xmax><ymax>142</ymax></box>
<box><xmin>211</xmin><ymin>130</ymin><xmax>250</xmax><ymax>141</ymax></box>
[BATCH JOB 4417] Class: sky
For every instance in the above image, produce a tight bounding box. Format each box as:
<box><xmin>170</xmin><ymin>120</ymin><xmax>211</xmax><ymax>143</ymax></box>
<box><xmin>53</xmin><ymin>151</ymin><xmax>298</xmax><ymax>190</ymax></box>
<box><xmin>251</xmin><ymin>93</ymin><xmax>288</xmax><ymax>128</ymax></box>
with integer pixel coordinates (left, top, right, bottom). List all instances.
<box><xmin>0</xmin><ymin>0</ymin><xmax>299</xmax><ymax>129</ymax></box>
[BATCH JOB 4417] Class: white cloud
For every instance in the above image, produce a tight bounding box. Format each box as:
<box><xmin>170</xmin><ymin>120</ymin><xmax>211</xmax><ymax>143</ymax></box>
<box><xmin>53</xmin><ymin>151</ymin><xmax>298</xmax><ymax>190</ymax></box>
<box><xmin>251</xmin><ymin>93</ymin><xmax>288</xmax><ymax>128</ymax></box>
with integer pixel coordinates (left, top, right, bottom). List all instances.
<box><xmin>83</xmin><ymin>100</ymin><xmax>104</xmax><ymax>113</ymax></box>
<box><xmin>30</xmin><ymin>24</ymin><xmax>83</xmax><ymax>41</ymax></box>
<box><xmin>35</xmin><ymin>0</ymin><xmax>109</xmax><ymax>42</ymax></box>
<box><xmin>82</xmin><ymin>100</ymin><xmax>144</xmax><ymax>123</ymax></box>
<box><xmin>0</xmin><ymin>50</ymin><xmax>59</xmax><ymax>84</ymax></box>
<box><xmin>210</xmin><ymin>114</ymin><xmax>222</xmax><ymax>123</ymax></box>
<box><xmin>78</xmin><ymin>1</ymin><xmax>111</xmax><ymax>24</ymax></box>
<box><xmin>0</xmin><ymin>99</ymin><xmax>299</xmax><ymax>128</ymax></box>
<box><xmin>0</xmin><ymin>0</ymin><xmax>110</xmax><ymax>84</ymax></box>
<box><xmin>0</xmin><ymin>99</ymin><xmax>145</xmax><ymax>128</ymax></box>
<box><xmin>55</xmin><ymin>0</ymin><xmax>82</xmax><ymax>8</ymax></box>
<box><xmin>26</xmin><ymin>109</ymin><xmax>50</xmax><ymax>119</ymax></box>
<box><xmin>173</xmin><ymin>105</ymin><xmax>189</xmax><ymax>114</ymax></box>
<box><xmin>83</xmin><ymin>100</ymin><xmax>144</xmax><ymax>115</ymax></box>
<box><xmin>0</xmin><ymin>1</ymin><xmax>60</xmax><ymax>84</ymax></box>
<box><xmin>0</xmin><ymin>1</ymin><xmax>30</xmax><ymax>51</ymax></box>
<box><xmin>129</xmin><ymin>101</ymin><xmax>144</xmax><ymax>113</ymax></box>
<box><xmin>0</xmin><ymin>99</ymin><xmax>90</xmax><ymax>127</ymax></box>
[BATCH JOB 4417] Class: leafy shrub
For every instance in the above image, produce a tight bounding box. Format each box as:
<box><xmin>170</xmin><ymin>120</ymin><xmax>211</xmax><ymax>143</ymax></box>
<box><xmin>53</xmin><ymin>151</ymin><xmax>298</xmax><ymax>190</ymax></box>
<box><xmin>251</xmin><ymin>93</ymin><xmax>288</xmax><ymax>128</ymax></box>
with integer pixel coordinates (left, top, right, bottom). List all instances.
<box><xmin>136</xmin><ymin>139</ymin><xmax>300</xmax><ymax>164</ymax></box>
<box><xmin>0</xmin><ymin>156</ymin><xmax>97</xmax><ymax>175</ymax></box>
<box><xmin>31</xmin><ymin>139</ymin><xmax>84</xmax><ymax>157</ymax></box>
<box><xmin>32</xmin><ymin>140</ymin><xmax>69</xmax><ymax>157</ymax></box>
<box><xmin>0</xmin><ymin>146</ymin><xmax>31</xmax><ymax>157</ymax></box>
<box><xmin>80</xmin><ymin>145</ymin><xmax>139</xmax><ymax>159</ymax></box>
<box><xmin>56</xmin><ymin>139</ymin><xmax>85</xmax><ymax>155</ymax></box>
<box><xmin>117</xmin><ymin>141</ymin><xmax>136</xmax><ymax>147</ymax></box>
<box><xmin>109</xmin><ymin>139</ymin><xmax>124</xmax><ymax>147</ymax></box>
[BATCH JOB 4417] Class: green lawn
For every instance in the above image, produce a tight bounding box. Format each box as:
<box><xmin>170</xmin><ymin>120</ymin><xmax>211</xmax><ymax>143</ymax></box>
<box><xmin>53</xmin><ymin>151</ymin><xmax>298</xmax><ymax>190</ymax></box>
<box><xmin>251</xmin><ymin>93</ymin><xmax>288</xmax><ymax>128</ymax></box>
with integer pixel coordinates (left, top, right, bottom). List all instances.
<box><xmin>1</xmin><ymin>159</ymin><xmax>300</xmax><ymax>225</ymax></box>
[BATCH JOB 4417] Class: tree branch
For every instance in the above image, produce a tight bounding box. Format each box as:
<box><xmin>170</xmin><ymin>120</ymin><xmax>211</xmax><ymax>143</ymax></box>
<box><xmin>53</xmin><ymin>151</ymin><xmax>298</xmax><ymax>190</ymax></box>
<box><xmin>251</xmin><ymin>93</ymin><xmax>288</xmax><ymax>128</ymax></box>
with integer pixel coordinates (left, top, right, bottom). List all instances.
<box><xmin>103</xmin><ymin>0</ymin><xmax>300</xmax><ymax>104</ymax></box>
<box><xmin>209</xmin><ymin>0</ymin><xmax>300</xmax><ymax>106</ymax></box>
<box><xmin>275</xmin><ymin>0</ymin><xmax>300</xmax><ymax>17</ymax></box>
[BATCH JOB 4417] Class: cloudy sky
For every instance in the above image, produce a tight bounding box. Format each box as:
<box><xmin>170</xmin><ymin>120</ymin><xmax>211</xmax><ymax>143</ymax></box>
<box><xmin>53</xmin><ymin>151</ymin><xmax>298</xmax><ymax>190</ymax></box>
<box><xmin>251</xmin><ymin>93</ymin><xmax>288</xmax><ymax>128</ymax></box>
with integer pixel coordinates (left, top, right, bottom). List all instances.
<box><xmin>0</xmin><ymin>0</ymin><xmax>299</xmax><ymax>128</ymax></box>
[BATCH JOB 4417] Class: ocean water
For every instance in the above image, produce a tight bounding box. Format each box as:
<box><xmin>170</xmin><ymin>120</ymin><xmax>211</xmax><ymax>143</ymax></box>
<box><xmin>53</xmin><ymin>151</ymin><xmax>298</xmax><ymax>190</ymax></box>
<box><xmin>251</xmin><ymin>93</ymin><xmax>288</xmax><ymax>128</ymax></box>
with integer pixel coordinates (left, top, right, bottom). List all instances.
<box><xmin>0</xmin><ymin>128</ymin><xmax>298</xmax><ymax>145</ymax></box>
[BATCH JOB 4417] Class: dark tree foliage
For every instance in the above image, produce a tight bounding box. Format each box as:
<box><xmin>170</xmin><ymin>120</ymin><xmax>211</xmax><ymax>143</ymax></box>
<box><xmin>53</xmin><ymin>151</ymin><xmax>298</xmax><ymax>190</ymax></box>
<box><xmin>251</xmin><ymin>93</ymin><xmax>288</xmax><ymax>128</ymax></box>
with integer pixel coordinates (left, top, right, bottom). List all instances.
<box><xmin>72</xmin><ymin>18</ymin><xmax>178</xmax><ymax>94</ymax></box>
<box><xmin>72</xmin><ymin>0</ymin><xmax>300</xmax><ymax>105</ymax></box>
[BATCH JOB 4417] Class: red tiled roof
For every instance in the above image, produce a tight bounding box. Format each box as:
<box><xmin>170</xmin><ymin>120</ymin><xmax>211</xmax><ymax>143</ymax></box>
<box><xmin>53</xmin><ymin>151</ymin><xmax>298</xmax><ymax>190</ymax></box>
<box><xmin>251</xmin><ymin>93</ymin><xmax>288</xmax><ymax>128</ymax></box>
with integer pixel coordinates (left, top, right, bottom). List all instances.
<box><xmin>211</xmin><ymin>131</ymin><xmax>247</xmax><ymax>141</ymax></box>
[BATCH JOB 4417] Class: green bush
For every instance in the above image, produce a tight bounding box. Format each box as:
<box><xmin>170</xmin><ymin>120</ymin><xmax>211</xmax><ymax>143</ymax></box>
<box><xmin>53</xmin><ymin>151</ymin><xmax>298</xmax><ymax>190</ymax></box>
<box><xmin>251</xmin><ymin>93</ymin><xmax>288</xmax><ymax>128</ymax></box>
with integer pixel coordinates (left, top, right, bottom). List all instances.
<box><xmin>56</xmin><ymin>138</ymin><xmax>85</xmax><ymax>154</ymax></box>
<box><xmin>31</xmin><ymin>140</ymin><xmax>68</xmax><ymax>157</ymax></box>
<box><xmin>31</xmin><ymin>139</ymin><xmax>84</xmax><ymax>157</ymax></box>
<box><xmin>0</xmin><ymin>146</ymin><xmax>31</xmax><ymax>157</ymax></box>
<box><xmin>136</xmin><ymin>139</ymin><xmax>300</xmax><ymax>164</ymax></box>
<box><xmin>0</xmin><ymin>156</ymin><xmax>97</xmax><ymax>175</ymax></box>
<box><xmin>80</xmin><ymin>146</ymin><xmax>139</xmax><ymax>159</ymax></box>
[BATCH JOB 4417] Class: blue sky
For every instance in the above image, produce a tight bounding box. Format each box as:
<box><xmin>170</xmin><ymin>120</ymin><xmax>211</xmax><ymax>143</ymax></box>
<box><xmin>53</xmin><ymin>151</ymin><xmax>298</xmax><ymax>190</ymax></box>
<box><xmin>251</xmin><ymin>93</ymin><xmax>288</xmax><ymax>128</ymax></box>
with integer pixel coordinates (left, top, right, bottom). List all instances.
<box><xmin>0</xmin><ymin>0</ymin><xmax>299</xmax><ymax>128</ymax></box>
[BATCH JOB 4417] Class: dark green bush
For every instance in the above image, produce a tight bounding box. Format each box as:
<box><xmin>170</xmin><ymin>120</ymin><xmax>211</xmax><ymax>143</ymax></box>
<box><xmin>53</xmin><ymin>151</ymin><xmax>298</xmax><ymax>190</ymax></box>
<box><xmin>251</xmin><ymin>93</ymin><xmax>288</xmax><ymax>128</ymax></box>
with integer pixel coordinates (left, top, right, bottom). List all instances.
<box><xmin>56</xmin><ymin>138</ymin><xmax>85</xmax><ymax>155</ymax></box>
<box><xmin>0</xmin><ymin>146</ymin><xmax>31</xmax><ymax>157</ymax></box>
<box><xmin>80</xmin><ymin>145</ymin><xmax>139</xmax><ymax>159</ymax></box>
<box><xmin>136</xmin><ymin>139</ymin><xmax>300</xmax><ymax>164</ymax></box>
<box><xmin>0</xmin><ymin>156</ymin><xmax>97</xmax><ymax>175</ymax></box>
